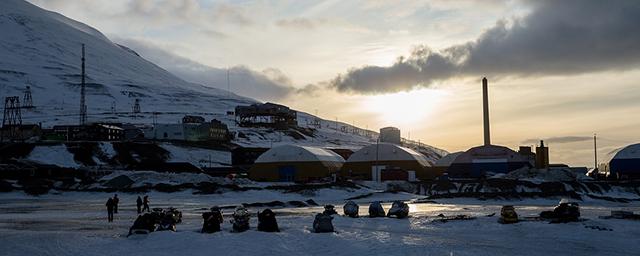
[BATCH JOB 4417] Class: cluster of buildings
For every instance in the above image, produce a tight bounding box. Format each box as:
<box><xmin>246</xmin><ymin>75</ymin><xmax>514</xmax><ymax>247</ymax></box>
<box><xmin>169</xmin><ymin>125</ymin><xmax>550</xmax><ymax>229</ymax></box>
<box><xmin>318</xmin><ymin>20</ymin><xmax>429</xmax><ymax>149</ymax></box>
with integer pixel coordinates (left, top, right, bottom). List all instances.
<box><xmin>1</xmin><ymin>115</ymin><xmax>232</xmax><ymax>144</ymax></box>
<box><xmin>243</xmin><ymin>77</ymin><xmax>640</xmax><ymax>182</ymax></box>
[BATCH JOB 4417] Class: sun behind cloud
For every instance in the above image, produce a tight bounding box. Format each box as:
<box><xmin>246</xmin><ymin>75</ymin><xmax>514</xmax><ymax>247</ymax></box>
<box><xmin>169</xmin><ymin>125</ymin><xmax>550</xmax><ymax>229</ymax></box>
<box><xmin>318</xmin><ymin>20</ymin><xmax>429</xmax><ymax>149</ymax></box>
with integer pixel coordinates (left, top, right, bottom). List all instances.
<box><xmin>361</xmin><ymin>88</ymin><xmax>445</xmax><ymax>129</ymax></box>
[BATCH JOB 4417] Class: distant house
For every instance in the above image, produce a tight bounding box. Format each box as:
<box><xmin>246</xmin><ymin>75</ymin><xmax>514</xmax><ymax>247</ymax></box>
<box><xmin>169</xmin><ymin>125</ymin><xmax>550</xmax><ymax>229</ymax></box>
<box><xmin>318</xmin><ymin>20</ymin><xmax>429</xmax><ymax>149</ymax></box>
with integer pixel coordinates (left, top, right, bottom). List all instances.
<box><xmin>235</xmin><ymin>102</ymin><xmax>297</xmax><ymax>129</ymax></box>
<box><xmin>0</xmin><ymin>124</ymin><xmax>42</xmax><ymax>141</ymax></box>
<box><xmin>48</xmin><ymin>123</ymin><xmax>123</xmax><ymax>141</ymax></box>
<box><xmin>144</xmin><ymin>118</ymin><xmax>231</xmax><ymax>142</ymax></box>
<box><xmin>208</xmin><ymin>119</ymin><xmax>231</xmax><ymax>141</ymax></box>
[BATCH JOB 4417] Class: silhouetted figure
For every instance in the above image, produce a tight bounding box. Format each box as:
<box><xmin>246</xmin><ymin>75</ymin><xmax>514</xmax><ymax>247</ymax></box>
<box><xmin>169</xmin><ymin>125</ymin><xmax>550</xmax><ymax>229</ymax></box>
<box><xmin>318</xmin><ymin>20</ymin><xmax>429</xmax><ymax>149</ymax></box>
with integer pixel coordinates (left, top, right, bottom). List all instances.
<box><xmin>202</xmin><ymin>206</ymin><xmax>223</xmax><ymax>233</ymax></box>
<box><xmin>142</xmin><ymin>195</ymin><xmax>150</xmax><ymax>212</ymax></box>
<box><xmin>257</xmin><ymin>209</ymin><xmax>280</xmax><ymax>232</ymax></box>
<box><xmin>136</xmin><ymin>196</ymin><xmax>143</xmax><ymax>214</ymax></box>
<box><xmin>113</xmin><ymin>194</ymin><xmax>119</xmax><ymax>214</ymax></box>
<box><xmin>106</xmin><ymin>197</ymin><xmax>115</xmax><ymax>222</ymax></box>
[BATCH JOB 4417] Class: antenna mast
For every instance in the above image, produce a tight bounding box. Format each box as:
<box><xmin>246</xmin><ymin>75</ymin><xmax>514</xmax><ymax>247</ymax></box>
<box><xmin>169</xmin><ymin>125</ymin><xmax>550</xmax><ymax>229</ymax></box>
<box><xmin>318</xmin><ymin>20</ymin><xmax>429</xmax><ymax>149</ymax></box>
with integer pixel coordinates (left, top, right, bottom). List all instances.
<box><xmin>79</xmin><ymin>44</ymin><xmax>87</xmax><ymax>125</ymax></box>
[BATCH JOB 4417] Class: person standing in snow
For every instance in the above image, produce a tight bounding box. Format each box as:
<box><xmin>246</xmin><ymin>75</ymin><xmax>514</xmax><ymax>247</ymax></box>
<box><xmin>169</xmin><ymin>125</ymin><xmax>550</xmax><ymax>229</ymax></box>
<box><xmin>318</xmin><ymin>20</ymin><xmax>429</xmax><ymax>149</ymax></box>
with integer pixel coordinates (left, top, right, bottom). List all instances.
<box><xmin>106</xmin><ymin>197</ymin><xmax>115</xmax><ymax>222</ymax></box>
<box><xmin>136</xmin><ymin>196</ymin><xmax>143</xmax><ymax>214</ymax></box>
<box><xmin>142</xmin><ymin>195</ymin><xmax>150</xmax><ymax>212</ymax></box>
<box><xmin>113</xmin><ymin>194</ymin><xmax>119</xmax><ymax>214</ymax></box>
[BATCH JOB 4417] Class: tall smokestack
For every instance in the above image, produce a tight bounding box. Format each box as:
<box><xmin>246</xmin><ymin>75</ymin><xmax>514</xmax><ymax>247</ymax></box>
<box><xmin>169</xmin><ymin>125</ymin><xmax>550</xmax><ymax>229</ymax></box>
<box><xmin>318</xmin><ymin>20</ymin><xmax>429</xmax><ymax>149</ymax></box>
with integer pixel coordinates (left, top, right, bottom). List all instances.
<box><xmin>482</xmin><ymin>77</ymin><xmax>490</xmax><ymax>146</ymax></box>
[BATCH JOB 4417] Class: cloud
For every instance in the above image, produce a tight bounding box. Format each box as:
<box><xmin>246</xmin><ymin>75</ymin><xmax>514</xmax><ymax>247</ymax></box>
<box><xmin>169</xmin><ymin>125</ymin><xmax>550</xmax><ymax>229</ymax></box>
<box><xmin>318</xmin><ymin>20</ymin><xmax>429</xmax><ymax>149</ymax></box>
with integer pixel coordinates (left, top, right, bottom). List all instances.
<box><xmin>275</xmin><ymin>18</ymin><xmax>324</xmax><ymax>30</ymax></box>
<box><xmin>522</xmin><ymin>136</ymin><xmax>593</xmax><ymax>145</ymax></box>
<box><xmin>331</xmin><ymin>0</ymin><xmax>640</xmax><ymax>93</ymax></box>
<box><xmin>115</xmin><ymin>38</ymin><xmax>294</xmax><ymax>101</ymax></box>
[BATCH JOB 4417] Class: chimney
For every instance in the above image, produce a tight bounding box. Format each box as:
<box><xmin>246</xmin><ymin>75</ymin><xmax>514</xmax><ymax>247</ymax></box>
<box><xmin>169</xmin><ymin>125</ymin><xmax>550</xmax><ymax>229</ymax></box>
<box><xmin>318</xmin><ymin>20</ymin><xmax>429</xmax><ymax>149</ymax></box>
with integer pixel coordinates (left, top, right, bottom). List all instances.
<box><xmin>482</xmin><ymin>77</ymin><xmax>490</xmax><ymax>146</ymax></box>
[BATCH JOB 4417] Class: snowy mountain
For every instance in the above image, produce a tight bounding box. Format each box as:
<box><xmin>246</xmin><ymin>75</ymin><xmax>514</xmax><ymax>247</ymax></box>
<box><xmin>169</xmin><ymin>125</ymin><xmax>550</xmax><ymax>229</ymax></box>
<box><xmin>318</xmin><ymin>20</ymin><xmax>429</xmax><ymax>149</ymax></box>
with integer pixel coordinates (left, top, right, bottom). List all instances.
<box><xmin>0</xmin><ymin>0</ymin><xmax>255</xmax><ymax>126</ymax></box>
<box><xmin>0</xmin><ymin>0</ymin><xmax>446</xmax><ymax>161</ymax></box>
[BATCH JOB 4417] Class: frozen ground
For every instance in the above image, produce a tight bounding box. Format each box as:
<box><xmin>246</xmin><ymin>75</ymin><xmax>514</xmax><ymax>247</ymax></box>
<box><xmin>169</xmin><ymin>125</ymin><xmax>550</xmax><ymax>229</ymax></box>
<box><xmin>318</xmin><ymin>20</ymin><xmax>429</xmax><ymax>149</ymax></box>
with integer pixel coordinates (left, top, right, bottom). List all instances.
<box><xmin>1</xmin><ymin>191</ymin><xmax>639</xmax><ymax>256</ymax></box>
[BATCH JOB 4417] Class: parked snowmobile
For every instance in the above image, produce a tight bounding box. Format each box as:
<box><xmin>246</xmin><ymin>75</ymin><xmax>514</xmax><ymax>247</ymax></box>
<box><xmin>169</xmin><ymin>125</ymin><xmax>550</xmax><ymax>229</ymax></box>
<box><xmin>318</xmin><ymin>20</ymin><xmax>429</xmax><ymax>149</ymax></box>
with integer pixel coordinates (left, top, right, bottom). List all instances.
<box><xmin>540</xmin><ymin>199</ymin><xmax>581</xmax><ymax>223</ymax></box>
<box><xmin>499</xmin><ymin>205</ymin><xmax>519</xmax><ymax>224</ymax></box>
<box><xmin>387</xmin><ymin>201</ymin><xmax>409</xmax><ymax>219</ymax></box>
<box><xmin>368</xmin><ymin>201</ymin><xmax>386</xmax><ymax>218</ymax></box>
<box><xmin>257</xmin><ymin>208</ymin><xmax>280</xmax><ymax>232</ymax></box>
<box><xmin>128</xmin><ymin>213</ymin><xmax>157</xmax><ymax>236</ymax></box>
<box><xmin>343</xmin><ymin>201</ymin><xmax>359</xmax><ymax>218</ymax></box>
<box><xmin>313</xmin><ymin>213</ymin><xmax>334</xmax><ymax>233</ymax></box>
<box><xmin>323</xmin><ymin>205</ymin><xmax>338</xmax><ymax>215</ymax></box>
<box><xmin>154</xmin><ymin>208</ymin><xmax>182</xmax><ymax>232</ymax></box>
<box><xmin>231</xmin><ymin>206</ymin><xmax>251</xmax><ymax>232</ymax></box>
<box><xmin>202</xmin><ymin>206</ymin><xmax>224</xmax><ymax>233</ymax></box>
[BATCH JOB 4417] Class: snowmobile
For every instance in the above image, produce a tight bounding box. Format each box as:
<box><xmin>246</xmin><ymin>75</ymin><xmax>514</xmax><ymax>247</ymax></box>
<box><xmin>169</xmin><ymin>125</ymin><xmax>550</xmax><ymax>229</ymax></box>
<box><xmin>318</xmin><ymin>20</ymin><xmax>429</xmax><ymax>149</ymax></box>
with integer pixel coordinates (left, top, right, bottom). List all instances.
<box><xmin>202</xmin><ymin>206</ymin><xmax>224</xmax><ymax>233</ymax></box>
<box><xmin>127</xmin><ymin>213</ymin><xmax>158</xmax><ymax>236</ymax></box>
<box><xmin>323</xmin><ymin>205</ymin><xmax>338</xmax><ymax>215</ymax></box>
<box><xmin>257</xmin><ymin>208</ymin><xmax>280</xmax><ymax>232</ymax></box>
<box><xmin>540</xmin><ymin>199</ymin><xmax>581</xmax><ymax>223</ymax></box>
<box><xmin>230</xmin><ymin>206</ymin><xmax>251</xmax><ymax>232</ymax></box>
<box><xmin>154</xmin><ymin>208</ymin><xmax>181</xmax><ymax>232</ymax></box>
<box><xmin>368</xmin><ymin>201</ymin><xmax>386</xmax><ymax>218</ymax></box>
<box><xmin>498</xmin><ymin>205</ymin><xmax>519</xmax><ymax>224</ymax></box>
<box><xmin>343</xmin><ymin>201</ymin><xmax>359</xmax><ymax>218</ymax></box>
<box><xmin>166</xmin><ymin>207</ymin><xmax>183</xmax><ymax>224</ymax></box>
<box><xmin>387</xmin><ymin>201</ymin><xmax>409</xmax><ymax>219</ymax></box>
<box><xmin>312</xmin><ymin>213</ymin><xmax>334</xmax><ymax>233</ymax></box>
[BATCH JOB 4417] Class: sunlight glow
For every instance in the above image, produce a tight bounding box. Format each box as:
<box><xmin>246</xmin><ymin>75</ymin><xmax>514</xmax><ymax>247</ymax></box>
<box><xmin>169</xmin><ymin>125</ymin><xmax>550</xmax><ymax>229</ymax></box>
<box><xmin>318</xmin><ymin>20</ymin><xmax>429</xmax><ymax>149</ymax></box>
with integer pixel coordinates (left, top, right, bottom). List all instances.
<box><xmin>362</xmin><ymin>88</ymin><xmax>445</xmax><ymax>129</ymax></box>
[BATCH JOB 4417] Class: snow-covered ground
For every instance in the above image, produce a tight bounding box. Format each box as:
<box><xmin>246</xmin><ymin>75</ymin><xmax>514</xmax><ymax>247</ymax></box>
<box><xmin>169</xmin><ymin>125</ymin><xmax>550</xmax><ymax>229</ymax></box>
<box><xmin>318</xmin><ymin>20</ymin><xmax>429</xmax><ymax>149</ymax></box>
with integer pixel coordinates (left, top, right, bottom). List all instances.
<box><xmin>1</xmin><ymin>190</ymin><xmax>639</xmax><ymax>256</ymax></box>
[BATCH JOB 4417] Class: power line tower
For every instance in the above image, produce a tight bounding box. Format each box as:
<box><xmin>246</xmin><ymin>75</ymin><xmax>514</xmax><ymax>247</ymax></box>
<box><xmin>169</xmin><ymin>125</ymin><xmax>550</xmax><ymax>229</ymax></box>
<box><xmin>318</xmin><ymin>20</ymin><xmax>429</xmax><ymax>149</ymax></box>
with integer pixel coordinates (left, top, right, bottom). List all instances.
<box><xmin>23</xmin><ymin>85</ymin><xmax>33</xmax><ymax>109</ymax></box>
<box><xmin>1</xmin><ymin>96</ymin><xmax>23</xmax><ymax>141</ymax></box>
<box><xmin>79</xmin><ymin>44</ymin><xmax>88</xmax><ymax>126</ymax></box>
<box><xmin>111</xmin><ymin>101</ymin><xmax>116</xmax><ymax>114</ymax></box>
<box><xmin>133</xmin><ymin>98</ymin><xmax>140</xmax><ymax>114</ymax></box>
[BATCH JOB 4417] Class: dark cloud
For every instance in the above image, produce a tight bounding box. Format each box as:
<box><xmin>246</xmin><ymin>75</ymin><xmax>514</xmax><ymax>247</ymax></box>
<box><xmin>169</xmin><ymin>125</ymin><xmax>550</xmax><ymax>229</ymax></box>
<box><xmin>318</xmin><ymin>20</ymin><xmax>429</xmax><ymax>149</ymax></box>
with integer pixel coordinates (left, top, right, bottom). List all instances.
<box><xmin>522</xmin><ymin>136</ymin><xmax>593</xmax><ymax>145</ymax></box>
<box><xmin>115</xmin><ymin>38</ymin><xmax>293</xmax><ymax>101</ymax></box>
<box><xmin>332</xmin><ymin>0</ymin><xmax>640</xmax><ymax>93</ymax></box>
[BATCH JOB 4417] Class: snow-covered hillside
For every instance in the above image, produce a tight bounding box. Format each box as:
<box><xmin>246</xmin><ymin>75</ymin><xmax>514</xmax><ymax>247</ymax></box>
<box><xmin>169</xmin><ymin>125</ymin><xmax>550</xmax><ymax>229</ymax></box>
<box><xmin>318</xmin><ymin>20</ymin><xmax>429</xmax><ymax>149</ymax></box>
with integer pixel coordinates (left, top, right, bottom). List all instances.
<box><xmin>0</xmin><ymin>0</ymin><xmax>446</xmax><ymax>160</ymax></box>
<box><xmin>0</xmin><ymin>0</ymin><xmax>255</xmax><ymax>126</ymax></box>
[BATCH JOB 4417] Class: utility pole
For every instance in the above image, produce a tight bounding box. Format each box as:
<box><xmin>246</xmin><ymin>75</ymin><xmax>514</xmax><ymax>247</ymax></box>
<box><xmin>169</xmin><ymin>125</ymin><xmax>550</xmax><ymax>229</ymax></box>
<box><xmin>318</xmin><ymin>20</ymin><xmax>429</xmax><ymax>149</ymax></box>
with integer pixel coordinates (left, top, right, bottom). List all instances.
<box><xmin>79</xmin><ymin>44</ymin><xmax>87</xmax><ymax>126</ymax></box>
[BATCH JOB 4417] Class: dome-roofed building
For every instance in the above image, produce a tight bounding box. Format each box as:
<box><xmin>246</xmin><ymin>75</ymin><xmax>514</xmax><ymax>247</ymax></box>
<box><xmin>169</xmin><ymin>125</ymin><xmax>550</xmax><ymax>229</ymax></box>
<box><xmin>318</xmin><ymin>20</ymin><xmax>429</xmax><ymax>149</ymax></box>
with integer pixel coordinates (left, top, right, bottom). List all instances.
<box><xmin>608</xmin><ymin>143</ymin><xmax>640</xmax><ymax>179</ymax></box>
<box><xmin>248</xmin><ymin>145</ymin><xmax>345</xmax><ymax>182</ymax></box>
<box><xmin>447</xmin><ymin>145</ymin><xmax>530</xmax><ymax>178</ymax></box>
<box><xmin>340</xmin><ymin>143</ymin><xmax>435</xmax><ymax>181</ymax></box>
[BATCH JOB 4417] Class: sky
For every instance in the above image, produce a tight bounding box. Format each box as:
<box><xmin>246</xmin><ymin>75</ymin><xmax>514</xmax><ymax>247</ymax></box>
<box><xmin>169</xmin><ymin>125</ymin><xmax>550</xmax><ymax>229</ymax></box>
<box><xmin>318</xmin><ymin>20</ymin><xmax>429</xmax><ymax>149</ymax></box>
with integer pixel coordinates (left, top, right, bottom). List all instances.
<box><xmin>26</xmin><ymin>0</ymin><xmax>640</xmax><ymax>167</ymax></box>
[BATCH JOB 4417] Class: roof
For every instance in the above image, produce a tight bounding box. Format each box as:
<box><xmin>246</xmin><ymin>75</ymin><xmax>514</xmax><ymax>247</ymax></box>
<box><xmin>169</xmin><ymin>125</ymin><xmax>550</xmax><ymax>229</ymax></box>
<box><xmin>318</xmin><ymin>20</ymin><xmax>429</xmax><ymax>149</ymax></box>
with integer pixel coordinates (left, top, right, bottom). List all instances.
<box><xmin>611</xmin><ymin>143</ymin><xmax>640</xmax><ymax>160</ymax></box>
<box><xmin>434</xmin><ymin>152</ymin><xmax>464</xmax><ymax>167</ymax></box>
<box><xmin>255</xmin><ymin>145</ymin><xmax>345</xmax><ymax>163</ymax></box>
<box><xmin>451</xmin><ymin>144</ymin><xmax>527</xmax><ymax>164</ymax></box>
<box><xmin>346</xmin><ymin>143</ymin><xmax>431</xmax><ymax>166</ymax></box>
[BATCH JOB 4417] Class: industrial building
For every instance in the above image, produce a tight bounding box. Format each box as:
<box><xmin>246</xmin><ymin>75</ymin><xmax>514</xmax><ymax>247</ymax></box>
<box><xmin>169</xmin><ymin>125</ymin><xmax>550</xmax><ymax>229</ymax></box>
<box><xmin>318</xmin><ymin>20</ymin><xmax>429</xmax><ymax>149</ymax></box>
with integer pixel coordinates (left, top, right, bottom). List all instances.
<box><xmin>340</xmin><ymin>143</ymin><xmax>434</xmax><ymax>181</ymax></box>
<box><xmin>607</xmin><ymin>143</ymin><xmax>640</xmax><ymax>179</ymax></box>
<box><xmin>48</xmin><ymin>123</ymin><xmax>123</xmax><ymax>141</ymax></box>
<box><xmin>379</xmin><ymin>127</ymin><xmax>401</xmax><ymax>144</ymax></box>
<box><xmin>446</xmin><ymin>78</ymin><xmax>530</xmax><ymax>178</ymax></box>
<box><xmin>235</xmin><ymin>102</ymin><xmax>297</xmax><ymax>129</ymax></box>
<box><xmin>143</xmin><ymin>116</ymin><xmax>231</xmax><ymax>142</ymax></box>
<box><xmin>249</xmin><ymin>145</ymin><xmax>344</xmax><ymax>182</ymax></box>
